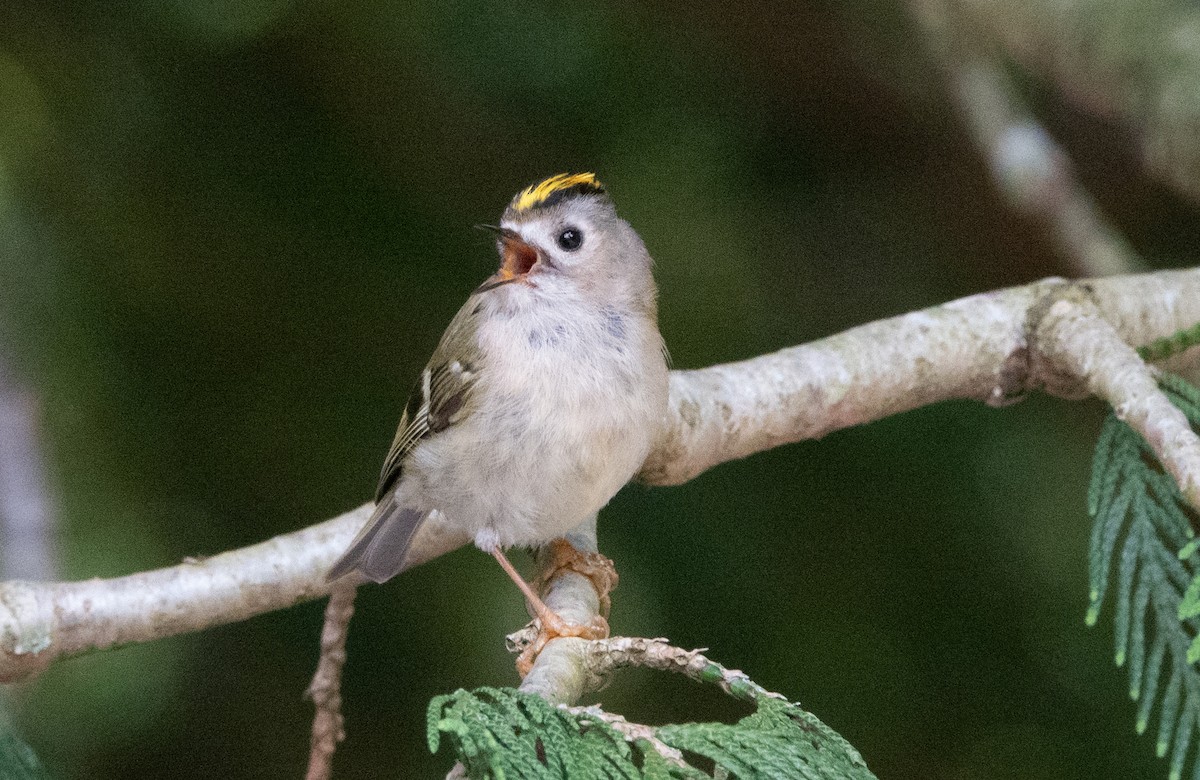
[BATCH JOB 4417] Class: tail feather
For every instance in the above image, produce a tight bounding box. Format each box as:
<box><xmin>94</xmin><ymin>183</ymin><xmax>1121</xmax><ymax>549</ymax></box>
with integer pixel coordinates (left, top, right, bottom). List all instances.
<box><xmin>327</xmin><ymin>492</ymin><xmax>429</xmax><ymax>583</ymax></box>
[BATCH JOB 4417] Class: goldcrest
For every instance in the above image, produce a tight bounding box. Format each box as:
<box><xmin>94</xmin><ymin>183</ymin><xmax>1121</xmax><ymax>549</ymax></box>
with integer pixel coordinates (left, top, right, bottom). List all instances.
<box><xmin>328</xmin><ymin>173</ymin><xmax>669</xmax><ymax>649</ymax></box>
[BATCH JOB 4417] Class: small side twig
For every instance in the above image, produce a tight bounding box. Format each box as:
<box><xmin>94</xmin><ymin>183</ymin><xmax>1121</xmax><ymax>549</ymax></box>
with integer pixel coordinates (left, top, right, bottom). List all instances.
<box><xmin>513</xmin><ymin>634</ymin><xmax>787</xmax><ymax>767</ymax></box>
<box><xmin>579</xmin><ymin>638</ymin><xmax>784</xmax><ymax>703</ymax></box>
<box><xmin>513</xmin><ymin>633</ymin><xmax>784</xmax><ymax>708</ymax></box>
<box><xmin>1035</xmin><ymin>293</ymin><xmax>1200</xmax><ymax>511</ymax></box>
<box><xmin>567</xmin><ymin>705</ymin><xmax>687</xmax><ymax>767</ymax></box>
<box><xmin>304</xmin><ymin>582</ymin><xmax>357</xmax><ymax>780</ymax></box>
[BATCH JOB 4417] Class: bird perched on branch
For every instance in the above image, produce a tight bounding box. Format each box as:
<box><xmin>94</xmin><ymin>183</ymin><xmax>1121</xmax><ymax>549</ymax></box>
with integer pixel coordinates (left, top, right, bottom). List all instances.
<box><xmin>328</xmin><ymin>173</ymin><xmax>669</xmax><ymax>672</ymax></box>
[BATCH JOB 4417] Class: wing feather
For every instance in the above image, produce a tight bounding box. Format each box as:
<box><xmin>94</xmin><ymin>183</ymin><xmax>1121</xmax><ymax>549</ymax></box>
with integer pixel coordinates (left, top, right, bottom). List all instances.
<box><xmin>329</xmin><ymin>297</ymin><xmax>484</xmax><ymax>582</ymax></box>
<box><xmin>374</xmin><ymin>301</ymin><xmax>483</xmax><ymax>501</ymax></box>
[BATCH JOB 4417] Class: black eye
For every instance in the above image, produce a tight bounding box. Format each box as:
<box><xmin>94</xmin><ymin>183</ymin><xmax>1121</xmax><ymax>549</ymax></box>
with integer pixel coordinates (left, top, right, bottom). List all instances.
<box><xmin>557</xmin><ymin>228</ymin><xmax>583</xmax><ymax>251</ymax></box>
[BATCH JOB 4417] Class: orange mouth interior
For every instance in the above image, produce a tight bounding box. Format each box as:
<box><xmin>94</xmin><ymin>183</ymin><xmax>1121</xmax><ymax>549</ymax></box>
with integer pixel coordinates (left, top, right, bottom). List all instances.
<box><xmin>502</xmin><ymin>240</ymin><xmax>538</xmax><ymax>279</ymax></box>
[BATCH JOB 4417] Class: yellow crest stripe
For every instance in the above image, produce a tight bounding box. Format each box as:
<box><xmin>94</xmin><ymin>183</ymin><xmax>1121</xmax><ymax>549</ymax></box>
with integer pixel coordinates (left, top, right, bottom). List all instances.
<box><xmin>512</xmin><ymin>172</ymin><xmax>603</xmax><ymax>212</ymax></box>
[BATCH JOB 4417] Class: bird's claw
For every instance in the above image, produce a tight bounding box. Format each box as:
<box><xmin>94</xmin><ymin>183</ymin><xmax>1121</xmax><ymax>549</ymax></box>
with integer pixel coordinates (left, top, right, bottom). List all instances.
<box><xmin>515</xmin><ymin>612</ymin><xmax>610</xmax><ymax>677</ymax></box>
<box><xmin>534</xmin><ymin>539</ymin><xmax>619</xmax><ymax>618</ymax></box>
<box><xmin>500</xmin><ymin>538</ymin><xmax>619</xmax><ymax>677</ymax></box>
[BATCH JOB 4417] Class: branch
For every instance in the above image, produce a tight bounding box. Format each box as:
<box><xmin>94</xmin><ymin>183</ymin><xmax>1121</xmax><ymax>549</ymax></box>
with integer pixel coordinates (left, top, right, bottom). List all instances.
<box><xmin>442</xmin><ymin>634</ymin><xmax>781</xmax><ymax>776</ymax></box>
<box><xmin>555</xmin><ymin>640</ymin><xmax>788</xmax><ymax>764</ymax></box>
<box><xmin>912</xmin><ymin>0</ymin><xmax>1145</xmax><ymax>279</ymax></box>
<box><xmin>1035</xmin><ymin>292</ymin><xmax>1200</xmax><ymax>508</ymax></box>
<box><xmin>0</xmin><ymin>503</ymin><xmax>371</xmax><ymax>682</ymax></box>
<box><xmin>514</xmin><ymin>633</ymin><xmax>784</xmax><ymax>706</ymax></box>
<box><xmin>951</xmin><ymin>0</ymin><xmax>1200</xmax><ymax>206</ymax></box>
<box><xmin>640</xmin><ymin>269</ymin><xmax>1200</xmax><ymax>485</ymax></box>
<box><xmin>2</xmin><ymin>269</ymin><xmax>1200</xmax><ymax>683</ymax></box>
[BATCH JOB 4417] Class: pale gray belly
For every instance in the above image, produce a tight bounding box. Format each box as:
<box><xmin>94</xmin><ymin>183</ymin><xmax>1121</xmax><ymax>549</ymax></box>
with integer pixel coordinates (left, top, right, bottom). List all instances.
<box><xmin>408</xmin><ymin>386</ymin><xmax>650</xmax><ymax>547</ymax></box>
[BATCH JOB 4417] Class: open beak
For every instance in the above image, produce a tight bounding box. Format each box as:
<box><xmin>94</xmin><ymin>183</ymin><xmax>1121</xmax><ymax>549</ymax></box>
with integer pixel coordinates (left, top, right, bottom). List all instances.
<box><xmin>474</xmin><ymin>225</ymin><xmax>540</xmax><ymax>293</ymax></box>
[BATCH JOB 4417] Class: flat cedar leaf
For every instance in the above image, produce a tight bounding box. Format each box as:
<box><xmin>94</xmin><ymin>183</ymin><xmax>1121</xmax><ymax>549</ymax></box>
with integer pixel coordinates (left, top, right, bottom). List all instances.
<box><xmin>634</xmin><ymin>739</ymin><xmax>708</xmax><ymax>780</ymax></box>
<box><xmin>429</xmin><ymin>687</ymin><xmax>640</xmax><ymax>779</ymax></box>
<box><xmin>1088</xmin><ymin>371</ymin><xmax>1200</xmax><ymax>780</ymax></box>
<box><xmin>658</xmin><ymin>697</ymin><xmax>874</xmax><ymax>780</ymax></box>
<box><xmin>428</xmin><ymin>687</ymin><xmax>875</xmax><ymax>779</ymax></box>
<box><xmin>1182</xmin><ymin>576</ymin><xmax>1200</xmax><ymax>622</ymax></box>
<box><xmin>1138</xmin><ymin>323</ymin><xmax>1200</xmax><ymax>363</ymax></box>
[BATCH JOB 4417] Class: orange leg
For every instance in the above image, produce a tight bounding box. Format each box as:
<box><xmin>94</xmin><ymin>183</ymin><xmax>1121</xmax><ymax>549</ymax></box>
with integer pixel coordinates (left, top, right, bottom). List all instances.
<box><xmin>489</xmin><ymin>545</ymin><xmax>613</xmax><ymax>677</ymax></box>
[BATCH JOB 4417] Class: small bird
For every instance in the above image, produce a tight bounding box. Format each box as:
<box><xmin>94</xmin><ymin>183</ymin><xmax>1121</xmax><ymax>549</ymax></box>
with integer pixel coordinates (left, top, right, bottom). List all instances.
<box><xmin>328</xmin><ymin>173</ymin><xmax>670</xmax><ymax>667</ymax></box>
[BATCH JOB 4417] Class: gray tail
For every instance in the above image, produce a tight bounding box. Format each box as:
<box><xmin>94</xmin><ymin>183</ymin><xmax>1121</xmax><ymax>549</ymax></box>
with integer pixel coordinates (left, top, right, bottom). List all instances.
<box><xmin>326</xmin><ymin>492</ymin><xmax>429</xmax><ymax>583</ymax></box>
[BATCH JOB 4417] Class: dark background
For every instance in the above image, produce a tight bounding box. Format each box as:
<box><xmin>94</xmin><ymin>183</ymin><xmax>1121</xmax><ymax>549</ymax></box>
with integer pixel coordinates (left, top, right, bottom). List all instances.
<box><xmin>0</xmin><ymin>1</ymin><xmax>1194</xmax><ymax>777</ymax></box>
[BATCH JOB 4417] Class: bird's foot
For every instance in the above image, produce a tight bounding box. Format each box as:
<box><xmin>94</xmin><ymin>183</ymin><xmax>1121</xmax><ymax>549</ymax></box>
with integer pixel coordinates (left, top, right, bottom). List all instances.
<box><xmin>513</xmin><ymin>540</ymin><xmax>619</xmax><ymax>676</ymax></box>
<box><xmin>533</xmin><ymin>538</ymin><xmax>619</xmax><ymax>618</ymax></box>
<box><xmin>515</xmin><ymin>609</ymin><xmax>609</xmax><ymax>677</ymax></box>
<box><xmin>489</xmin><ymin>539</ymin><xmax>620</xmax><ymax>677</ymax></box>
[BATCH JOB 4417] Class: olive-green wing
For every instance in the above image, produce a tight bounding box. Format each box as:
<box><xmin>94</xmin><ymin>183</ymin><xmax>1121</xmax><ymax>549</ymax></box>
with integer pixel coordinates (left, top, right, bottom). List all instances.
<box><xmin>374</xmin><ymin>304</ymin><xmax>482</xmax><ymax>501</ymax></box>
<box><xmin>327</xmin><ymin>300</ymin><xmax>483</xmax><ymax>583</ymax></box>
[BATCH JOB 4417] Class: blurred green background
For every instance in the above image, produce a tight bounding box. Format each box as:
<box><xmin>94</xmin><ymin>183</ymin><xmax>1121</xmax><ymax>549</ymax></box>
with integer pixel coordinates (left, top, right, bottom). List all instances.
<box><xmin>0</xmin><ymin>0</ymin><xmax>1196</xmax><ymax>777</ymax></box>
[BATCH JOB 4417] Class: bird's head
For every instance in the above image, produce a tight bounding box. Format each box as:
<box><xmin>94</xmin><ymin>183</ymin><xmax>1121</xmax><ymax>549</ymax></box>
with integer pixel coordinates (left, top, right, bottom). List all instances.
<box><xmin>475</xmin><ymin>173</ymin><xmax>656</xmax><ymax>314</ymax></box>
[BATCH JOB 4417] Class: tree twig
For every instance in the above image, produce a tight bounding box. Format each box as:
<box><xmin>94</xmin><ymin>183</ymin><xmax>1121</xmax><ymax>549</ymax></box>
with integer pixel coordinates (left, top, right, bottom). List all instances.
<box><xmin>1035</xmin><ymin>292</ymin><xmax>1200</xmax><ymax>509</ymax></box>
<box><xmin>515</xmin><ymin>634</ymin><xmax>784</xmax><ymax>706</ymax></box>
<box><xmin>566</xmin><ymin>705</ymin><xmax>688</xmax><ymax>768</ymax></box>
<box><xmin>304</xmin><ymin>582</ymin><xmax>357</xmax><ymax>780</ymax></box>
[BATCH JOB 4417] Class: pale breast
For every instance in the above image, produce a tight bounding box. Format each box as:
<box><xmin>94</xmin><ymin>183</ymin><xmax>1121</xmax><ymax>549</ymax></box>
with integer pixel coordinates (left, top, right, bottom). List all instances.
<box><xmin>409</xmin><ymin>293</ymin><xmax>665</xmax><ymax>547</ymax></box>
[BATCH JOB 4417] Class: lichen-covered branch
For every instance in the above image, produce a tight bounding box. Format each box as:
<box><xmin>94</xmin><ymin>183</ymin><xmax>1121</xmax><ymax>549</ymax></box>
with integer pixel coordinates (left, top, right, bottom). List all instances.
<box><xmin>950</xmin><ymin>0</ymin><xmax>1200</xmax><ymax>207</ymax></box>
<box><xmin>515</xmin><ymin>634</ymin><xmax>784</xmax><ymax>708</ymax></box>
<box><xmin>454</xmin><ymin>634</ymin><xmax>781</xmax><ymax>776</ymax></box>
<box><xmin>0</xmin><ymin>503</ymin><xmax>371</xmax><ymax>682</ymax></box>
<box><xmin>639</xmin><ymin>270</ymin><xmax>1200</xmax><ymax>485</ymax></box>
<box><xmin>912</xmin><ymin>0</ymin><xmax>1143</xmax><ymax>279</ymax></box>
<box><xmin>2</xmin><ymin>269</ymin><xmax>1199</xmax><ymax>683</ymax></box>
